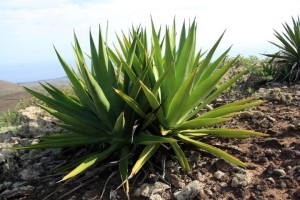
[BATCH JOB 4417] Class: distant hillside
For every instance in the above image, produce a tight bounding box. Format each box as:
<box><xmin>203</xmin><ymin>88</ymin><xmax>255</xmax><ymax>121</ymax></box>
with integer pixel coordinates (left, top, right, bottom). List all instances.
<box><xmin>0</xmin><ymin>80</ymin><xmax>31</xmax><ymax>114</ymax></box>
<box><xmin>0</xmin><ymin>77</ymin><xmax>70</xmax><ymax>114</ymax></box>
<box><xmin>20</xmin><ymin>76</ymin><xmax>70</xmax><ymax>87</ymax></box>
<box><xmin>0</xmin><ymin>80</ymin><xmax>23</xmax><ymax>94</ymax></box>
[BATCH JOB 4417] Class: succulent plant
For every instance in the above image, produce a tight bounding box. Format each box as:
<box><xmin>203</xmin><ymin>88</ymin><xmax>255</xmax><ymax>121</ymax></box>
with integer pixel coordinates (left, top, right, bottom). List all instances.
<box><xmin>13</xmin><ymin>18</ymin><xmax>267</xmax><ymax>194</ymax></box>
<box><xmin>264</xmin><ymin>16</ymin><xmax>300</xmax><ymax>82</ymax></box>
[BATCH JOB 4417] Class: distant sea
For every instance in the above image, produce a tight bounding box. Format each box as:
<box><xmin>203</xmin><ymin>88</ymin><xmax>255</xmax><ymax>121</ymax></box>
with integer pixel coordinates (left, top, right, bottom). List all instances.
<box><xmin>0</xmin><ymin>62</ymin><xmax>68</xmax><ymax>83</ymax></box>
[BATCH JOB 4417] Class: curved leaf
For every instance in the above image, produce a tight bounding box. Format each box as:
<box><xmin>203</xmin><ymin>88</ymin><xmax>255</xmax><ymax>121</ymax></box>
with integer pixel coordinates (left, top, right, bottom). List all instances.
<box><xmin>178</xmin><ymin>134</ymin><xmax>246</xmax><ymax>168</ymax></box>
<box><xmin>130</xmin><ymin>144</ymin><xmax>160</xmax><ymax>177</ymax></box>
<box><xmin>62</xmin><ymin>143</ymin><xmax>119</xmax><ymax>181</ymax></box>
<box><xmin>170</xmin><ymin>142</ymin><xmax>190</xmax><ymax>171</ymax></box>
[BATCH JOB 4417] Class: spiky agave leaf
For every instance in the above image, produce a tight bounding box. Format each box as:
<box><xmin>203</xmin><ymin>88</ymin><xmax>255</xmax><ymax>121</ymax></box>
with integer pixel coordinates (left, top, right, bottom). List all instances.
<box><xmin>264</xmin><ymin>16</ymin><xmax>300</xmax><ymax>81</ymax></box>
<box><xmin>133</xmin><ymin>19</ymin><xmax>268</xmax><ymax>172</ymax></box>
<box><xmin>13</xmin><ymin>27</ymin><xmax>138</xmax><ymax>185</ymax></box>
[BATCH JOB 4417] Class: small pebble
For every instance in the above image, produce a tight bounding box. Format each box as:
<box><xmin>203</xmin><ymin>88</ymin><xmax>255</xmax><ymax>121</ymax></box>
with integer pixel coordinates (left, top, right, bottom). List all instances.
<box><xmin>220</xmin><ymin>182</ymin><xmax>228</xmax><ymax>187</ymax></box>
<box><xmin>214</xmin><ymin>170</ymin><xmax>225</xmax><ymax>180</ymax></box>
<box><xmin>295</xmin><ymin>150</ymin><xmax>300</xmax><ymax>157</ymax></box>
<box><xmin>273</xmin><ymin>169</ymin><xmax>286</xmax><ymax>177</ymax></box>
<box><xmin>110</xmin><ymin>190</ymin><xmax>119</xmax><ymax>200</ymax></box>
<box><xmin>48</xmin><ymin>181</ymin><xmax>56</xmax><ymax>187</ymax></box>
<box><xmin>204</xmin><ymin>188</ymin><xmax>213</xmax><ymax>196</ymax></box>
<box><xmin>266</xmin><ymin>177</ymin><xmax>275</xmax><ymax>184</ymax></box>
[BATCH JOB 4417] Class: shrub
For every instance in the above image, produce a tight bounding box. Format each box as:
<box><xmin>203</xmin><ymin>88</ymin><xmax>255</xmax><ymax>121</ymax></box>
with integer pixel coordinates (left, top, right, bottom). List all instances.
<box><xmin>264</xmin><ymin>16</ymin><xmax>300</xmax><ymax>82</ymax></box>
<box><xmin>0</xmin><ymin>97</ymin><xmax>38</xmax><ymax>128</ymax></box>
<box><xmin>12</xmin><ymin>19</ymin><xmax>267</xmax><ymax>194</ymax></box>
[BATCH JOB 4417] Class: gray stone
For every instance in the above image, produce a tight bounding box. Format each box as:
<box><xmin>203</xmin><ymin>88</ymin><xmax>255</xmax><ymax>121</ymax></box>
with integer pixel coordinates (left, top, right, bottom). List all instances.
<box><xmin>0</xmin><ymin>182</ymin><xmax>12</xmax><ymax>191</ymax></box>
<box><xmin>19</xmin><ymin>168</ymin><xmax>41</xmax><ymax>181</ymax></box>
<box><xmin>293</xmin><ymin>119</ymin><xmax>300</xmax><ymax>129</ymax></box>
<box><xmin>174</xmin><ymin>180</ymin><xmax>204</xmax><ymax>200</ymax></box>
<box><xmin>273</xmin><ymin>169</ymin><xmax>286</xmax><ymax>177</ymax></box>
<box><xmin>150</xmin><ymin>194</ymin><xmax>163</xmax><ymax>200</ymax></box>
<box><xmin>204</xmin><ymin>188</ymin><xmax>213</xmax><ymax>196</ymax></box>
<box><xmin>109</xmin><ymin>190</ymin><xmax>119</xmax><ymax>200</ymax></box>
<box><xmin>48</xmin><ymin>181</ymin><xmax>56</xmax><ymax>187</ymax></box>
<box><xmin>0</xmin><ymin>131</ymin><xmax>14</xmax><ymax>141</ymax></box>
<box><xmin>0</xmin><ymin>185</ymin><xmax>34</xmax><ymax>199</ymax></box>
<box><xmin>295</xmin><ymin>150</ymin><xmax>300</xmax><ymax>158</ymax></box>
<box><xmin>231</xmin><ymin>171</ymin><xmax>252</xmax><ymax>187</ymax></box>
<box><xmin>12</xmin><ymin>182</ymin><xmax>27</xmax><ymax>188</ymax></box>
<box><xmin>260</xmin><ymin>118</ymin><xmax>270</xmax><ymax>128</ymax></box>
<box><xmin>267</xmin><ymin>177</ymin><xmax>275</xmax><ymax>184</ymax></box>
<box><xmin>266</xmin><ymin>115</ymin><xmax>276</xmax><ymax>122</ymax></box>
<box><xmin>220</xmin><ymin>182</ymin><xmax>228</xmax><ymax>187</ymax></box>
<box><xmin>265</xmin><ymin>88</ymin><xmax>282</xmax><ymax>101</ymax></box>
<box><xmin>17</xmin><ymin>106</ymin><xmax>62</xmax><ymax>138</ymax></box>
<box><xmin>165</xmin><ymin>160</ymin><xmax>175</xmax><ymax>168</ymax></box>
<box><xmin>134</xmin><ymin>182</ymin><xmax>170</xmax><ymax>198</ymax></box>
<box><xmin>19</xmin><ymin>138</ymin><xmax>32</xmax><ymax>146</ymax></box>
<box><xmin>214</xmin><ymin>170</ymin><xmax>225</xmax><ymax>180</ymax></box>
<box><xmin>0</xmin><ymin>153</ymin><xmax>5</xmax><ymax>165</ymax></box>
<box><xmin>170</xmin><ymin>174</ymin><xmax>185</xmax><ymax>188</ymax></box>
<box><xmin>264</xmin><ymin>148</ymin><xmax>276</xmax><ymax>157</ymax></box>
<box><xmin>253</xmin><ymin>111</ymin><xmax>265</xmax><ymax>119</ymax></box>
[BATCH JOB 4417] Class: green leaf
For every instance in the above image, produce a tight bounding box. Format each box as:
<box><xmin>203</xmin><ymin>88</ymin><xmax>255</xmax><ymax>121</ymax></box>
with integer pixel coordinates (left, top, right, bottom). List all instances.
<box><xmin>151</xmin><ymin>18</ymin><xmax>163</xmax><ymax>75</ymax></box>
<box><xmin>177</xmin><ymin>20</ymin><xmax>186</xmax><ymax>56</ymax></box>
<box><xmin>166</xmin><ymin>70</ymin><xmax>196</xmax><ymax>126</ymax></box>
<box><xmin>133</xmin><ymin>134</ymin><xmax>177</xmax><ymax>145</ymax></box>
<box><xmin>170</xmin><ymin>142</ymin><xmax>190</xmax><ymax>171</ymax></box>
<box><xmin>215</xmin><ymin>97</ymin><xmax>259</xmax><ymax>109</ymax></box>
<box><xmin>23</xmin><ymin>87</ymin><xmax>107</xmax><ymax>131</ymax></box>
<box><xmin>179</xmin><ymin>58</ymin><xmax>238</xmax><ymax>122</ymax></box>
<box><xmin>90</xmin><ymin>29</ymin><xmax>122</xmax><ymax>116</ymax></box>
<box><xmin>114</xmin><ymin>44</ymin><xmax>138</xmax><ymax>84</ymax></box>
<box><xmin>189</xmin><ymin>128</ymin><xmax>269</xmax><ymax>138</ymax></box>
<box><xmin>175</xmin><ymin>21</ymin><xmax>196</xmax><ymax>90</ymax></box>
<box><xmin>139</xmin><ymin>81</ymin><xmax>168</xmax><ymax>127</ymax></box>
<box><xmin>114</xmin><ymin>89</ymin><xmax>146</xmax><ymax>118</ymax></box>
<box><xmin>140</xmin><ymin>112</ymin><xmax>157</xmax><ymax>131</ymax></box>
<box><xmin>11</xmin><ymin>134</ymin><xmax>109</xmax><ymax>150</ymax></box>
<box><xmin>113</xmin><ymin>112</ymin><xmax>125</xmax><ymax>134</ymax></box>
<box><xmin>53</xmin><ymin>48</ymin><xmax>97</xmax><ymax>111</ymax></box>
<box><xmin>130</xmin><ymin>144</ymin><xmax>160</xmax><ymax>177</ymax></box>
<box><xmin>198</xmin><ymin>101</ymin><xmax>265</xmax><ymax>119</ymax></box>
<box><xmin>119</xmin><ymin>145</ymin><xmax>130</xmax><ymax>193</ymax></box>
<box><xmin>184</xmin><ymin>67</ymin><xmax>251</xmax><ymax>121</ymax></box>
<box><xmin>62</xmin><ymin>143</ymin><xmax>119</xmax><ymax>181</ymax></box>
<box><xmin>200</xmin><ymin>46</ymin><xmax>232</xmax><ymax>81</ymax></box>
<box><xmin>39</xmin><ymin>105</ymin><xmax>108</xmax><ymax>135</ymax></box>
<box><xmin>79</xmin><ymin>66</ymin><xmax>114</xmax><ymax>129</ymax></box>
<box><xmin>139</xmin><ymin>81</ymin><xmax>160</xmax><ymax>109</ymax></box>
<box><xmin>152</xmin><ymin>60</ymin><xmax>174</xmax><ymax>95</ymax></box>
<box><xmin>196</xmin><ymin>31</ymin><xmax>226</xmax><ymax>83</ymax></box>
<box><xmin>178</xmin><ymin>134</ymin><xmax>246</xmax><ymax>168</ymax></box>
<box><xmin>173</xmin><ymin>117</ymin><xmax>231</xmax><ymax>131</ymax></box>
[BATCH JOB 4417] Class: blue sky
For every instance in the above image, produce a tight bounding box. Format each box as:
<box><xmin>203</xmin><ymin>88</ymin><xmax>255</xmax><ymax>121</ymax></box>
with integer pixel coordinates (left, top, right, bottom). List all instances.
<box><xmin>0</xmin><ymin>0</ymin><xmax>299</xmax><ymax>83</ymax></box>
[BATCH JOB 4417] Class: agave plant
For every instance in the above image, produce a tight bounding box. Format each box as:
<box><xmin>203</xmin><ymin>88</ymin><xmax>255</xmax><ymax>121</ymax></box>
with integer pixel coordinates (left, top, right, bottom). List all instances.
<box><xmin>13</xmin><ymin>19</ymin><xmax>267</xmax><ymax>195</ymax></box>
<box><xmin>114</xmin><ymin>20</ymin><xmax>268</xmax><ymax>177</ymax></box>
<box><xmin>264</xmin><ymin>16</ymin><xmax>300</xmax><ymax>82</ymax></box>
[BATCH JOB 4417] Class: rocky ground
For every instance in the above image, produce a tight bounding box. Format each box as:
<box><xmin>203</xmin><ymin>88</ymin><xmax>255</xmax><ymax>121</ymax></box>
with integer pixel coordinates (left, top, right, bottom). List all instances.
<box><xmin>0</xmin><ymin>83</ymin><xmax>299</xmax><ymax>200</ymax></box>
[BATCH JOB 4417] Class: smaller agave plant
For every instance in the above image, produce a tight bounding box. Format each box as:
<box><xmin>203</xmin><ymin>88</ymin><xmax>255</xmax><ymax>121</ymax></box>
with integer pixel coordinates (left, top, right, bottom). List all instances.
<box><xmin>12</xmin><ymin>18</ymin><xmax>268</xmax><ymax>195</ymax></box>
<box><xmin>264</xmin><ymin>16</ymin><xmax>300</xmax><ymax>82</ymax></box>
